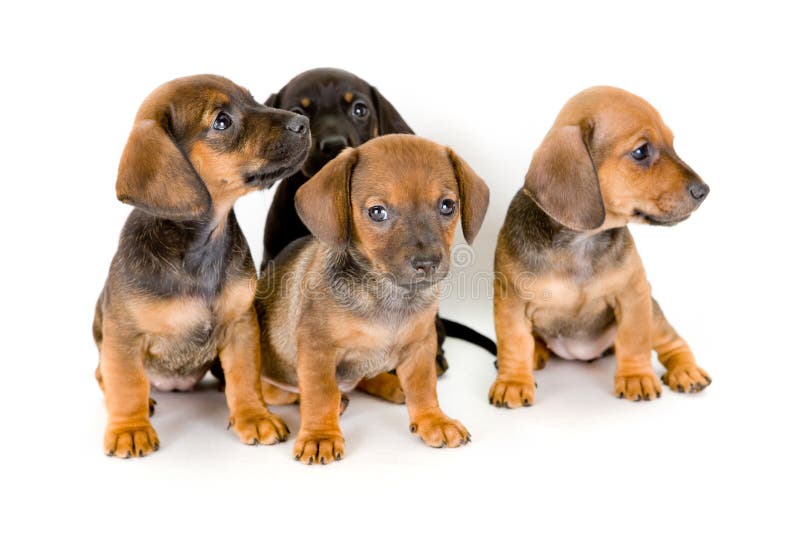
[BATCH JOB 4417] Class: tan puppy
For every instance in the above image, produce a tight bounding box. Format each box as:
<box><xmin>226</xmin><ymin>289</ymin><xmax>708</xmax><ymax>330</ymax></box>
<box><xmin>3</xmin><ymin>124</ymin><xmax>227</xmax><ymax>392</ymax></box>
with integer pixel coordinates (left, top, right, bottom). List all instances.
<box><xmin>93</xmin><ymin>75</ymin><xmax>310</xmax><ymax>457</ymax></box>
<box><xmin>491</xmin><ymin>86</ymin><xmax>711</xmax><ymax>407</ymax></box>
<box><xmin>256</xmin><ymin>134</ymin><xmax>490</xmax><ymax>464</ymax></box>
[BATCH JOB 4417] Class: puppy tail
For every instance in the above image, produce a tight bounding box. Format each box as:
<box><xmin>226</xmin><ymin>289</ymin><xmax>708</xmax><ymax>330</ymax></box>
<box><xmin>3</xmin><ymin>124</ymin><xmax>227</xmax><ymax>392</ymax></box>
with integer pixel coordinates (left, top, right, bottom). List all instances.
<box><xmin>440</xmin><ymin>318</ymin><xmax>497</xmax><ymax>356</ymax></box>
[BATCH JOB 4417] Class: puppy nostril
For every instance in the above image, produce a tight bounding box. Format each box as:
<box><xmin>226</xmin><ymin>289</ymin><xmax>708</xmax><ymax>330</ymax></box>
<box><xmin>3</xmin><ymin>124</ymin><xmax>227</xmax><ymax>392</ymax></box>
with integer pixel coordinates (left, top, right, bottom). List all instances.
<box><xmin>286</xmin><ymin>116</ymin><xmax>308</xmax><ymax>134</ymax></box>
<box><xmin>688</xmin><ymin>180</ymin><xmax>709</xmax><ymax>201</ymax></box>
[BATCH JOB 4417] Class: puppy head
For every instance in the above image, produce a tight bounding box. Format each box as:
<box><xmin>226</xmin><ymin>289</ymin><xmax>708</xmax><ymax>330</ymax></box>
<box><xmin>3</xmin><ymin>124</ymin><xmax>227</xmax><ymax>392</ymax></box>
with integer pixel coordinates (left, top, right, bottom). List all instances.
<box><xmin>117</xmin><ymin>74</ymin><xmax>310</xmax><ymax>220</ymax></box>
<box><xmin>296</xmin><ymin>134</ymin><xmax>489</xmax><ymax>288</ymax></box>
<box><xmin>266</xmin><ymin>68</ymin><xmax>412</xmax><ymax>178</ymax></box>
<box><xmin>524</xmin><ymin>86</ymin><xmax>708</xmax><ymax>230</ymax></box>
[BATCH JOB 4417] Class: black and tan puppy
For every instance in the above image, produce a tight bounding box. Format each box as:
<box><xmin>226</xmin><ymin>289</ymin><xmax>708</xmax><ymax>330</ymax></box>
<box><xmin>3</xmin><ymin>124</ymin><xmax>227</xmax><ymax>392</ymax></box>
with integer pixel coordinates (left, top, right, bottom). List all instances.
<box><xmin>259</xmin><ymin>68</ymin><xmax>497</xmax><ymax>404</ymax></box>
<box><xmin>491</xmin><ymin>86</ymin><xmax>711</xmax><ymax>407</ymax></box>
<box><xmin>256</xmin><ymin>134</ymin><xmax>489</xmax><ymax>464</ymax></box>
<box><xmin>93</xmin><ymin>75</ymin><xmax>310</xmax><ymax>457</ymax></box>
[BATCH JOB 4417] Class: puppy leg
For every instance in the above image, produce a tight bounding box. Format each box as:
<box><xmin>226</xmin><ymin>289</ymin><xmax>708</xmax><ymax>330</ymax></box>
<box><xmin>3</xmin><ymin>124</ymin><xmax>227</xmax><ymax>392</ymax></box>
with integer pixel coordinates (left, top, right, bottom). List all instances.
<box><xmin>652</xmin><ymin>298</ymin><xmax>711</xmax><ymax>393</ymax></box>
<box><xmin>99</xmin><ymin>322</ymin><xmax>159</xmax><ymax>458</ymax></box>
<box><xmin>96</xmin><ymin>363</ymin><xmax>156</xmax><ymax>416</ymax></box>
<box><xmin>293</xmin><ymin>346</ymin><xmax>344</xmax><ymax>464</ymax></box>
<box><xmin>613</xmin><ymin>279</ymin><xmax>662</xmax><ymax>401</ymax></box>
<box><xmin>397</xmin><ymin>327</ymin><xmax>469</xmax><ymax>448</ymax></box>
<box><xmin>532</xmin><ymin>333</ymin><xmax>550</xmax><ymax>370</ymax></box>
<box><xmin>219</xmin><ymin>308</ymin><xmax>289</xmax><ymax>445</ymax></box>
<box><xmin>357</xmin><ymin>373</ymin><xmax>405</xmax><ymax>404</ymax></box>
<box><xmin>490</xmin><ymin>290</ymin><xmax>536</xmax><ymax>408</ymax></box>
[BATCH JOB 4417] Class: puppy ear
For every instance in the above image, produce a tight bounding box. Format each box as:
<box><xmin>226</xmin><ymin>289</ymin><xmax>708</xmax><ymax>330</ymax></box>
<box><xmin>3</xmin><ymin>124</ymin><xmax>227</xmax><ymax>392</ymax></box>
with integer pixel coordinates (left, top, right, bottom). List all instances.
<box><xmin>523</xmin><ymin>124</ymin><xmax>605</xmax><ymax>231</ymax></box>
<box><xmin>116</xmin><ymin>113</ymin><xmax>211</xmax><ymax>220</ymax></box>
<box><xmin>295</xmin><ymin>147</ymin><xmax>358</xmax><ymax>249</ymax></box>
<box><xmin>264</xmin><ymin>92</ymin><xmax>281</xmax><ymax>108</ymax></box>
<box><xmin>370</xmin><ymin>86</ymin><xmax>413</xmax><ymax>135</ymax></box>
<box><xmin>447</xmin><ymin>148</ymin><xmax>490</xmax><ymax>245</ymax></box>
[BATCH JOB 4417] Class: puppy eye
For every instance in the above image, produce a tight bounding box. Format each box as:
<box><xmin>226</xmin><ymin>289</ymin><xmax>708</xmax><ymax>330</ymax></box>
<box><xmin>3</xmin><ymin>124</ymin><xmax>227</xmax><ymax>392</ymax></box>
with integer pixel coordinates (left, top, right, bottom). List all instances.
<box><xmin>368</xmin><ymin>205</ymin><xmax>388</xmax><ymax>222</ymax></box>
<box><xmin>439</xmin><ymin>198</ymin><xmax>457</xmax><ymax>216</ymax></box>
<box><xmin>630</xmin><ymin>143</ymin><xmax>649</xmax><ymax>161</ymax></box>
<box><xmin>212</xmin><ymin>112</ymin><xmax>232</xmax><ymax>130</ymax></box>
<box><xmin>352</xmin><ymin>101</ymin><xmax>369</xmax><ymax>118</ymax></box>
<box><xmin>289</xmin><ymin>106</ymin><xmax>305</xmax><ymax>115</ymax></box>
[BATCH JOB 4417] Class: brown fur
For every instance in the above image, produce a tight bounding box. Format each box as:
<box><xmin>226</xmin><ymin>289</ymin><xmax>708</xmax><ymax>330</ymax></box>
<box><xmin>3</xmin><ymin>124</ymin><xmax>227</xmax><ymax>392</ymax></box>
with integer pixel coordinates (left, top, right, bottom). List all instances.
<box><xmin>491</xmin><ymin>86</ymin><xmax>711</xmax><ymax>406</ymax></box>
<box><xmin>94</xmin><ymin>75</ymin><xmax>310</xmax><ymax>457</ymax></box>
<box><xmin>256</xmin><ymin>134</ymin><xmax>489</xmax><ymax>464</ymax></box>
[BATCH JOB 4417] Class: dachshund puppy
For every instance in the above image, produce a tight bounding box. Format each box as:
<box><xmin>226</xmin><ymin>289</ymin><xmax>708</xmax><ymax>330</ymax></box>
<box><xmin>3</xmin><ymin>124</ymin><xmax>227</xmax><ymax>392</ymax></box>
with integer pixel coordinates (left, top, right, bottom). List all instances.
<box><xmin>256</xmin><ymin>134</ymin><xmax>490</xmax><ymax>464</ymax></box>
<box><xmin>93</xmin><ymin>75</ymin><xmax>310</xmax><ymax>457</ymax></box>
<box><xmin>258</xmin><ymin>68</ymin><xmax>497</xmax><ymax>404</ymax></box>
<box><xmin>491</xmin><ymin>86</ymin><xmax>711</xmax><ymax>407</ymax></box>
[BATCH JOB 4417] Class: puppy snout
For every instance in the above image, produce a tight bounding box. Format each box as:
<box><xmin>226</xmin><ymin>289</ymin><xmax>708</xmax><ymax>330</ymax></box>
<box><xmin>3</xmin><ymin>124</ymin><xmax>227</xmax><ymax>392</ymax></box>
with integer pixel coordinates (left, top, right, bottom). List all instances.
<box><xmin>687</xmin><ymin>179</ymin><xmax>709</xmax><ymax>203</ymax></box>
<box><xmin>286</xmin><ymin>115</ymin><xmax>308</xmax><ymax>135</ymax></box>
<box><xmin>319</xmin><ymin>135</ymin><xmax>348</xmax><ymax>154</ymax></box>
<box><xmin>410</xmin><ymin>254</ymin><xmax>442</xmax><ymax>275</ymax></box>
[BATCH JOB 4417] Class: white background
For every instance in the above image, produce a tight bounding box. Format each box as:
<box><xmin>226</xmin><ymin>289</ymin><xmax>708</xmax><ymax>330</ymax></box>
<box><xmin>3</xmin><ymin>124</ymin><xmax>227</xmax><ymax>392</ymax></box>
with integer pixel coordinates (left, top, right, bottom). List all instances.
<box><xmin>3</xmin><ymin>1</ymin><xmax>798</xmax><ymax>541</ymax></box>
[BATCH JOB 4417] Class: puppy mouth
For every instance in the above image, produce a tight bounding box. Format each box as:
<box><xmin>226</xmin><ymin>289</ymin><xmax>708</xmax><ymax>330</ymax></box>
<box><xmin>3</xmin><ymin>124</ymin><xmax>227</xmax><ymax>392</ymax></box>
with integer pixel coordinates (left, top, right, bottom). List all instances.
<box><xmin>244</xmin><ymin>149</ymin><xmax>308</xmax><ymax>188</ymax></box>
<box><xmin>632</xmin><ymin>209</ymin><xmax>692</xmax><ymax>226</ymax></box>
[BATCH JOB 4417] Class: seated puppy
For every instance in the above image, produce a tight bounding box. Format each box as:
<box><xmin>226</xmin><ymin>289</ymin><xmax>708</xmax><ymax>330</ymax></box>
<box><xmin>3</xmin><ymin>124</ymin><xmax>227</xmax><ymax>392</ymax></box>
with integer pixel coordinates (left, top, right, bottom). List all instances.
<box><xmin>256</xmin><ymin>134</ymin><xmax>490</xmax><ymax>464</ymax></box>
<box><xmin>93</xmin><ymin>75</ymin><xmax>310</xmax><ymax>457</ymax></box>
<box><xmin>491</xmin><ymin>86</ymin><xmax>711</xmax><ymax>407</ymax></box>
<box><xmin>258</xmin><ymin>68</ymin><xmax>497</xmax><ymax>405</ymax></box>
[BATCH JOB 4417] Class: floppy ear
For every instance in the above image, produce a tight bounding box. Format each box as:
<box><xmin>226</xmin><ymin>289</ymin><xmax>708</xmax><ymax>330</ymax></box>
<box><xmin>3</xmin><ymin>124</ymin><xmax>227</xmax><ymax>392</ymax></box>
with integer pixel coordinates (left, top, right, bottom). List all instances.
<box><xmin>264</xmin><ymin>91</ymin><xmax>281</xmax><ymax>108</ymax></box>
<box><xmin>447</xmin><ymin>148</ymin><xmax>490</xmax><ymax>245</ymax></box>
<box><xmin>370</xmin><ymin>86</ymin><xmax>413</xmax><ymax>135</ymax></box>
<box><xmin>295</xmin><ymin>147</ymin><xmax>358</xmax><ymax>249</ymax></box>
<box><xmin>116</xmin><ymin>115</ymin><xmax>211</xmax><ymax>220</ymax></box>
<box><xmin>523</xmin><ymin>124</ymin><xmax>605</xmax><ymax>231</ymax></box>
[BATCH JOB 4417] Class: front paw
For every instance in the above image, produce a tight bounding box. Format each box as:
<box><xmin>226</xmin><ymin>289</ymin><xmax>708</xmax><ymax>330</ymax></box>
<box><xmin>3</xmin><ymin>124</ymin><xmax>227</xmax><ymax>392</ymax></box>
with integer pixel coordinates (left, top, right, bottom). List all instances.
<box><xmin>293</xmin><ymin>430</ymin><xmax>345</xmax><ymax>465</ymax></box>
<box><xmin>409</xmin><ymin>413</ymin><xmax>470</xmax><ymax>448</ymax></box>
<box><xmin>229</xmin><ymin>409</ymin><xmax>289</xmax><ymax>445</ymax></box>
<box><xmin>615</xmin><ymin>370</ymin><xmax>662</xmax><ymax>401</ymax></box>
<box><xmin>662</xmin><ymin>365</ymin><xmax>712</xmax><ymax>393</ymax></box>
<box><xmin>104</xmin><ymin>421</ymin><xmax>159</xmax><ymax>458</ymax></box>
<box><xmin>489</xmin><ymin>376</ymin><xmax>536</xmax><ymax>408</ymax></box>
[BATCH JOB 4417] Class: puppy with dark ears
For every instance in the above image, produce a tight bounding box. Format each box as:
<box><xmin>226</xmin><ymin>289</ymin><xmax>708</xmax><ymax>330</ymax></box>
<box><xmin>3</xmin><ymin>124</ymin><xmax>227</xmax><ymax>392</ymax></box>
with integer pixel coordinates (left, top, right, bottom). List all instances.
<box><xmin>491</xmin><ymin>86</ymin><xmax>711</xmax><ymax>407</ymax></box>
<box><xmin>255</xmin><ymin>134</ymin><xmax>489</xmax><ymax>464</ymax></box>
<box><xmin>261</xmin><ymin>68</ymin><xmax>412</xmax><ymax>265</ymax></box>
<box><xmin>93</xmin><ymin>75</ymin><xmax>310</xmax><ymax>457</ymax></box>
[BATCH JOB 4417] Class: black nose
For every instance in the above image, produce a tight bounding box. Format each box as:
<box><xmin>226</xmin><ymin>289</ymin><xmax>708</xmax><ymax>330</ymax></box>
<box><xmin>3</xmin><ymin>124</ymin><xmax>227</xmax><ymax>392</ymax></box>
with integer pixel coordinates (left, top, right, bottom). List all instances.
<box><xmin>286</xmin><ymin>115</ymin><xmax>308</xmax><ymax>134</ymax></box>
<box><xmin>319</xmin><ymin>135</ymin><xmax>348</xmax><ymax>154</ymax></box>
<box><xmin>410</xmin><ymin>255</ymin><xmax>442</xmax><ymax>275</ymax></box>
<box><xmin>688</xmin><ymin>180</ymin><xmax>709</xmax><ymax>202</ymax></box>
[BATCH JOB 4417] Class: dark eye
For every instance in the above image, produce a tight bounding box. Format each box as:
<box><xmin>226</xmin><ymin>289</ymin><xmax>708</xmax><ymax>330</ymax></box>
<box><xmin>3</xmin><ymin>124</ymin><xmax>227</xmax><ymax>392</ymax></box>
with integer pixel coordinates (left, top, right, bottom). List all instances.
<box><xmin>289</xmin><ymin>106</ymin><xmax>305</xmax><ymax>115</ymax></box>
<box><xmin>630</xmin><ymin>143</ymin><xmax>649</xmax><ymax>161</ymax></box>
<box><xmin>352</xmin><ymin>101</ymin><xmax>369</xmax><ymax>118</ymax></box>
<box><xmin>212</xmin><ymin>112</ymin><xmax>232</xmax><ymax>130</ymax></box>
<box><xmin>368</xmin><ymin>205</ymin><xmax>388</xmax><ymax>222</ymax></box>
<box><xmin>439</xmin><ymin>198</ymin><xmax>456</xmax><ymax>216</ymax></box>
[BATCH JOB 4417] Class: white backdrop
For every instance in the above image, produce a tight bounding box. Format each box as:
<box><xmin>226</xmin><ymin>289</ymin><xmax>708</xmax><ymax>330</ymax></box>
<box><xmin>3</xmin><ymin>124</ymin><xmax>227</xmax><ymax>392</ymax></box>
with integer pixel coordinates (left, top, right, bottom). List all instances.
<box><xmin>3</xmin><ymin>1</ymin><xmax>798</xmax><ymax>541</ymax></box>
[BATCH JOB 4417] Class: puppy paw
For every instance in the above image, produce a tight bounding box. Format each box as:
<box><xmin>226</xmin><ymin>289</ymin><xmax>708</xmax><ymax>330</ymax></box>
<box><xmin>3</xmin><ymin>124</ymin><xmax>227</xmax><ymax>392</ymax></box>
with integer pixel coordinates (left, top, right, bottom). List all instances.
<box><xmin>293</xmin><ymin>431</ymin><xmax>345</xmax><ymax>465</ymax></box>
<box><xmin>409</xmin><ymin>413</ymin><xmax>470</xmax><ymax>448</ymax></box>
<box><xmin>229</xmin><ymin>410</ymin><xmax>289</xmax><ymax>445</ymax></box>
<box><xmin>104</xmin><ymin>421</ymin><xmax>159</xmax><ymax>458</ymax></box>
<box><xmin>489</xmin><ymin>376</ymin><xmax>536</xmax><ymax>408</ymax></box>
<box><xmin>662</xmin><ymin>365</ymin><xmax>711</xmax><ymax>393</ymax></box>
<box><xmin>615</xmin><ymin>371</ymin><xmax>662</xmax><ymax>401</ymax></box>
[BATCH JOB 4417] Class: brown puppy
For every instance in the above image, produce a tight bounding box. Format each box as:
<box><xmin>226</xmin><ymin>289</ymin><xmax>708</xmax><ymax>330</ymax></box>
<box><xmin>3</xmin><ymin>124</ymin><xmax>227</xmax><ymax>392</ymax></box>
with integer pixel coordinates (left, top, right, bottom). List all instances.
<box><xmin>491</xmin><ymin>86</ymin><xmax>711</xmax><ymax>407</ymax></box>
<box><xmin>256</xmin><ymin>134</ymin><xmax>489</xmax><ymax>464</ymax></box>
<box><xmin>93</xmin><ymin>75</ymin><xmax>310</xmax><ymax>457</ymax></box>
